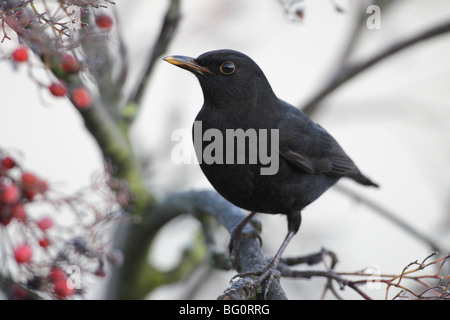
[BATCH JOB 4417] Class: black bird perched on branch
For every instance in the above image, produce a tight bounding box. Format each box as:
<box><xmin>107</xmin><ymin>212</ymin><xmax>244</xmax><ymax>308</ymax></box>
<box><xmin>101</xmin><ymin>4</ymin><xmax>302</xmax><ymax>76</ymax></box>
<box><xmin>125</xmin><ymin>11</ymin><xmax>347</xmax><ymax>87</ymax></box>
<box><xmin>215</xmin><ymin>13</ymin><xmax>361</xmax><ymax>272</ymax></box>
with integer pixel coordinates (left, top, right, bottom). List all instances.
<box><xmin>164</xmin><ymin>49</ymin><xmax>378</xmax><ymax>296</ymax></box>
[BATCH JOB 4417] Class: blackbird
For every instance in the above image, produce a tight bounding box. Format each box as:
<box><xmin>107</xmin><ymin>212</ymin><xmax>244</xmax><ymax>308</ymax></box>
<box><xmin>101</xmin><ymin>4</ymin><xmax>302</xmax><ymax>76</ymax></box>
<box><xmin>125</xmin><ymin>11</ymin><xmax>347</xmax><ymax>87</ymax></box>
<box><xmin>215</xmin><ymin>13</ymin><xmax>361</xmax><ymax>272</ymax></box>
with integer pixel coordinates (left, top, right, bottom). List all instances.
<box><xmin>164</xmin><ymin>49</ymin><xmax>378</xmax><ymax>295</ymax></box>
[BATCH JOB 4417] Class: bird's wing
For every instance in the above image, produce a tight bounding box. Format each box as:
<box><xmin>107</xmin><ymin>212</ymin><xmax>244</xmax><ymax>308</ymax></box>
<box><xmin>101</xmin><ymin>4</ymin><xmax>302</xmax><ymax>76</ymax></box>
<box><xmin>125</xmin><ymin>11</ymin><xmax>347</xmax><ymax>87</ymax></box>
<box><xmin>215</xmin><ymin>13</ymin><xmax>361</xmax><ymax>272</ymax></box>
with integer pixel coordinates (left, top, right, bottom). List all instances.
<box><xmin>278</xmin><ymin>105</ymin><xmax>357</xmax><ymax>177</ymax></box>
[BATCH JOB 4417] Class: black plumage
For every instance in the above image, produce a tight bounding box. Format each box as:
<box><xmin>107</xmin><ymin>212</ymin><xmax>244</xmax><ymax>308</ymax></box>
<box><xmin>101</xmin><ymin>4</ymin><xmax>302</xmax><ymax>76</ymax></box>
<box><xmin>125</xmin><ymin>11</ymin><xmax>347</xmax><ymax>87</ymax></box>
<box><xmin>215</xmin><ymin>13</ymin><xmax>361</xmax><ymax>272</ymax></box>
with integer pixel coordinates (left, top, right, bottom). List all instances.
<box><xmin>164</xmin><ymin>49</ymin><xmax>378</xmax><ymax>294</ymax></box>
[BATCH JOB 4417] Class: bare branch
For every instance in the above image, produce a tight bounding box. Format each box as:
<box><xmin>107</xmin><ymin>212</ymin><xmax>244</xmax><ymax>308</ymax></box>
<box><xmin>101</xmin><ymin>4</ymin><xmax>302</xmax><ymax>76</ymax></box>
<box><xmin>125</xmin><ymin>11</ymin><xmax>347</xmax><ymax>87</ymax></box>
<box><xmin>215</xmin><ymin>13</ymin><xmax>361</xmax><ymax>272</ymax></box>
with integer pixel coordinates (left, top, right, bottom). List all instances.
<box><xmin>123</xmin><ymin>0</ymin><xmax>181</xmax><ymax>126</ymax></box>
<box><xmin>334</xmin><ymin>184</ymin><xmax>444</xmax><ymax>253</ymax></box>
<box><xmin>302</xmin><ymin>19</ymin><xmax>450</xmax><ymax>116</ymax></box>
<box><xmin>107</xmin><ymin>190</ymin><xmax>286</xmax><ymax>300</ymax></box>
<box><xmin>279</xmin><ymin>252</ymin><xmax>450</xmax><ymax>300</ymax></box>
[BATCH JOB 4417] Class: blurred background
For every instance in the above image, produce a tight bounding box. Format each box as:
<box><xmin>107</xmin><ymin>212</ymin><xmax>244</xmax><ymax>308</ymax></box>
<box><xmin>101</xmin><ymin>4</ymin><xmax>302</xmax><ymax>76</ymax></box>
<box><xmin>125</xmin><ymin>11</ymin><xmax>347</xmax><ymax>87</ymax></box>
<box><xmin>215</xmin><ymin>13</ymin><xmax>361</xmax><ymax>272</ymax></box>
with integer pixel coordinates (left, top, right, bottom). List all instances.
<box><xmin>1</xmin><ymin>0</ymin><xmax>449</xmax><ymax>299</ymax></box>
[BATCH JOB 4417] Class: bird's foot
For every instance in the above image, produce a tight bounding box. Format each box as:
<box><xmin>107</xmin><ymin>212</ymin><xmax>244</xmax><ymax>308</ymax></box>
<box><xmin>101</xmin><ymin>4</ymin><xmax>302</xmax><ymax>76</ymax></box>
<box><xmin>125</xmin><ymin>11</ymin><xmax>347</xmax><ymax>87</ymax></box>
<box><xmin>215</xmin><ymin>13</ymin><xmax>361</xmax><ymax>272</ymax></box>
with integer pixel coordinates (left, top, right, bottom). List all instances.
<box><xmin>230</xmin><ymin>258</ymin><xmax>281</xmax><ymax>299</ymax></box>
<box><xmin>255</xmin><ymin>260</ymin><xmax>281</xmax><ymax>299</ymax></box>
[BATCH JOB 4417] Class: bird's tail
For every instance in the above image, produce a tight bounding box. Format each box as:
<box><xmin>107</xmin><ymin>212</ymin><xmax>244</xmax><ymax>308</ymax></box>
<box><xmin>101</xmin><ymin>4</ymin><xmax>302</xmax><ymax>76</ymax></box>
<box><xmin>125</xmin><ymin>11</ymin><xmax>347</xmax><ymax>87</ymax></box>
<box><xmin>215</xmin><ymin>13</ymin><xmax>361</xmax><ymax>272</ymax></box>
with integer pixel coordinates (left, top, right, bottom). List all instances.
<box><xmin>347</xmin><ymin>171</ymin><xmax>379</xmax><ymax>188</ymax></box>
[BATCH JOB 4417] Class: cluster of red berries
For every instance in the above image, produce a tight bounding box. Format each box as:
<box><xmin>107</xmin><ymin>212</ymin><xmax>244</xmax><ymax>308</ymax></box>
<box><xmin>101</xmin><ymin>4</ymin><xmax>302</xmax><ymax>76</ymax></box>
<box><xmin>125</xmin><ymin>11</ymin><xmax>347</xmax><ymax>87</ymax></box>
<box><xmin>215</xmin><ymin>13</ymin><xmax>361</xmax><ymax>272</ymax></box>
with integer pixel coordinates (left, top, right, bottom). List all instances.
<box><xmin>11</xmin><ymin>45</ymin><xmax>92</xmax><ymax>109</ymax></box>
<box><xmin>0</xmin><ymin>154</ymin><xmax>77</xmax><ymax>299</ymax></box>
<box><xmin>10</xmin><ymin>48</ymin><xmax>92</xmax><ymax>109</ymax></box>
<box><xmin>10</xmin><ymin>12</ymin><xmax>115</xmax><ymax>110</ymax></box>
<box><xmin>1</xmin><ymin>156</ymin><xmax>49</xmax><ymax>225</ymax></box>
<box><xmin>1</xmin><ymin>155</ymin><xmax>52</xmax><ymax>254</ymax></box>
<box><xmin>54</xmin><ymin>53</ymin><xmax>92</xmax><ymax>109</ymax></box>
<box><xmin>0</xmin><ymin>152</ymin><xmax>124</xmax><ymax>299</ymax></box>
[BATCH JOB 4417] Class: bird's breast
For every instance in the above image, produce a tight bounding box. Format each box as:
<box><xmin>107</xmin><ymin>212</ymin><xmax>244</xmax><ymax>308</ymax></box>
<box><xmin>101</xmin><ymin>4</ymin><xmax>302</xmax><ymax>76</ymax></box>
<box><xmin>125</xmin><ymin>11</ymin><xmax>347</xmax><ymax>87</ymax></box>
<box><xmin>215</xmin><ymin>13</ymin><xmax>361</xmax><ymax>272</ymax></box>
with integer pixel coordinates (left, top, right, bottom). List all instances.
<box><xmin>192</xmin><ymin>115</ymin><xmax>290</xmax><ymax>212</ymax></box>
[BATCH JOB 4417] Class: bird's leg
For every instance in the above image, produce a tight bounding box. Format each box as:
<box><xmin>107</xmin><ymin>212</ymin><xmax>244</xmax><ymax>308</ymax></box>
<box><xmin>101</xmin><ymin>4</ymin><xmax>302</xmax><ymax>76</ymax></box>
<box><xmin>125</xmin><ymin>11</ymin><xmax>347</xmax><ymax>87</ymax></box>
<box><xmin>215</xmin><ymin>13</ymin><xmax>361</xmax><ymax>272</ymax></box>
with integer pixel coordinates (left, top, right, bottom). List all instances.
<box><xmin>230</xmin><ymin>212</ymin><xmax>301</xmax><ymax>299</ymax></box>
<box><xmin>256</xmin><ymin>211</ymin><xmax>301</xmax><ymax>298</ymax></box>
<box><xmin>257</xmin><ymin>230</ymin><xmax>296</xmax><ymax>298</ymax></box>
<box><xmin>228</xmin><ymin>211</ymin><xmax>262</xmax><ymax>267</ymax></box>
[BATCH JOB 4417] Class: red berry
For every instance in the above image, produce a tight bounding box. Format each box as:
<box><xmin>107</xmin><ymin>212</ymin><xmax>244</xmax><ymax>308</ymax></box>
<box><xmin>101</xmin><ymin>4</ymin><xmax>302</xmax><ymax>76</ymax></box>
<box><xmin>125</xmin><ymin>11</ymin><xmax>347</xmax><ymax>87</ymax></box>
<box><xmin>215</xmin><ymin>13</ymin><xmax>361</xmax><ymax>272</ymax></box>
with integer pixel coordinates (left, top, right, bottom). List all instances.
<box><xmin>296</xmin><ymin>8</ymin><xmax>305</xmax><ymax>20</ymax></box>
<box><xmin>23</xmin><ymin>190</ymin><xmax>36</xmax><ymax>201</ymax></box>
<box><xmin>37</xmin><ymin>216</ymin><xmax>53</xmax><ymax>231</ymax></box>
<box><xmin>48</xmin><ymin>267</ymin><xmax>75</xmax><ymax>299</ymax></box>
<box><xmin>53</xmin><ymin>278</ymin><xmax>75</xmax><ymax>299</ymax></box>
<box><xmin>12</xmin><ymin>203</ymin><xmax>27</xmax><ymax>221</ymax></box>
<box><xmin>21</xmin><ymin>171</ymin><xmax>38</xmax><ymax>187</ymax></box>
<box><xmin>94</xmin><ymin>268</ymin><xmax>106</xmax><ymax>277</ymax></box>
<box><xmin>39</xmin><ymin>237</ymin><xmax>51</xmax><ymax>248</ymax></box>
<box><xmin>49</xmin><ymin>267</ymin><xmax>66</xmax><ymax>282</ymax></box>
<box><xmin>49</xmin><ymin>82</ymin><xmax>67</xmax><ymax>97</ymax></box>
<box><xmin>10</xmin><ymin>284</ymin><xmax>28</xmax><ymax>299</ymax></box>
<box><xmin>0</xmin><ymin>216</ymin><xmax>11</xmax><ymax>226</ymax></box>
<box><xmin>1</xmin><ymin>156</ymin><xmax>16</xmax><ymax>169</ymax></box>
<box><xmin>1</xmin><ymin>183</ymin><xmax>20</xmax><ymax>204</ymax></box>
<box><xmin>0</xmin><ymin>207</ymin><xmax>12</xmax><ymax>226</ymax></box>
<box><xmin>14</xmin><ymin>244</ymin><xmax>33</xmax><ymax>264</ymax></box>
<box><xmin>61</xmin><ymin>54</ymin><xmax>80</xmax><ymax>73</ymax></box>
<box><xmin>95</xmin><ymin>14</ymin><xmax>113</xmax><ymax>30</ymax></box>
<box><xmin>72</xmin><ymin>87</ymin><xmax>92</xmax><ymax>109</ymax></box>
<box><xmin>21</xmin><ymin>172</ymin><xmax>37</xmax><ymax>200</ymax></box>
<box><xmin>21</xmin><ymin>171</ymin><xmax>48</xmax><ymax>199</ymax></box>
<box><xmin>12</xmin><ymin>46</ymin><xmax>28</xmax><ymax>62</ymax></box>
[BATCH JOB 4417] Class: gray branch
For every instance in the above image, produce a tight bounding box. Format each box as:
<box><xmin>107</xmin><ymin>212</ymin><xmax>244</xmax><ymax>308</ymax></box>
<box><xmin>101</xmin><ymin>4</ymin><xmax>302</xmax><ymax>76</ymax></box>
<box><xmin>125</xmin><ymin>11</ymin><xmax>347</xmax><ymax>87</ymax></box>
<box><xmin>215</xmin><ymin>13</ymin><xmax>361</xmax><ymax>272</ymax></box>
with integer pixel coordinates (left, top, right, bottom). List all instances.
<box><xmin>125</xmin><ymin>0</ymin><xmax>181</xmax><ymax>111</ymax></box>
<box><xmin>157</xmin><ymin>191</ymin><xmax>288</xmax><ymax>300</ymax></box>
<box><xmin>334</xmin><ymin>184</ymin><xmax>445</xmax><ymax>253</ymax></box>
<box><xmin>301</xmin><ymin>18</ymin><xmax>450</xmax><ymax>116</ymax></box>
<box><xmin>107</xmin><ymin>190</ymin><xmax>287</xmax><ymax>299</ymax></box>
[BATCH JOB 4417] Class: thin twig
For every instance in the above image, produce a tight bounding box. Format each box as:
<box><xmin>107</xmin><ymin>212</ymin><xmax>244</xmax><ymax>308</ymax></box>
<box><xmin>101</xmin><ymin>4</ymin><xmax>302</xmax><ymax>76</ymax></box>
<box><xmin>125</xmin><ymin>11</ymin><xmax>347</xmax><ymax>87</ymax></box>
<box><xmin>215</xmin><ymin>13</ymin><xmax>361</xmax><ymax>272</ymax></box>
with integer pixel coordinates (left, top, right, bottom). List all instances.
<box><xmin>333</xmin><ymin>184</ymin><xmax>444</xmax><ymax>253</ymax></box>
<box><xmin>125</xmin><ymin>0</ymin><xmax>181</xmax><ymax>117</ymax></box>
<box><xmin>302</xmin><ymin>19</ymin><xmax>450</xmax><ymax>116</ymax></box>
<box><xmin>280</xmin><ymin>252</ymin><xmax>450</xmax><ymax>300</ymax></box>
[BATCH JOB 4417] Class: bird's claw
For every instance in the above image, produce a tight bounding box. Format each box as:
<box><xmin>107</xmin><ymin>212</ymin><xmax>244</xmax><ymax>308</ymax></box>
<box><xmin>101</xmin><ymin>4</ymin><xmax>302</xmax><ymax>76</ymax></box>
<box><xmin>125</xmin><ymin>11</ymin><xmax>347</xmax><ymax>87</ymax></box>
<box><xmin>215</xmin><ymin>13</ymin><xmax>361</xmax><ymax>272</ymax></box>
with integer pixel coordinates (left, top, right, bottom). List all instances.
<box><xmin>230</xmin><ymin>263</ymin><xmax>281</xmax><ymax>299</ymax></box>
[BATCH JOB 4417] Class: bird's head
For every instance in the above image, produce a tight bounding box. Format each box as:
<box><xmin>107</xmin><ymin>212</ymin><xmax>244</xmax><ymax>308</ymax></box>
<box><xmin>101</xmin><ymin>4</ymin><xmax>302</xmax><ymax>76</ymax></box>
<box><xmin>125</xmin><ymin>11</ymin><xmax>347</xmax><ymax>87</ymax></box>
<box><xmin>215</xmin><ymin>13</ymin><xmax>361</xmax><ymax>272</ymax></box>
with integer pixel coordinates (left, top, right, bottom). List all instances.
<box><xmin>163</xmin><ymin>49</ymin><xmax>275</xmax><ymax>109</ymax></box>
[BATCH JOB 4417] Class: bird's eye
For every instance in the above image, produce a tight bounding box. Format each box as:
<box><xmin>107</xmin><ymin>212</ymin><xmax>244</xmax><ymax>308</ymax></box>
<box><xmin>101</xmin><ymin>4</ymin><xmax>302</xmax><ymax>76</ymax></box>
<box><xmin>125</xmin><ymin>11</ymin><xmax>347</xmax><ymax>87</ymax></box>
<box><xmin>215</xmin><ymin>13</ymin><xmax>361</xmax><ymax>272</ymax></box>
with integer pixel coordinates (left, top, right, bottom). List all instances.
<box><xmin>220</xmin><ymin>61</ymin><xmax>235</xmax><ymax>75</ymax></box>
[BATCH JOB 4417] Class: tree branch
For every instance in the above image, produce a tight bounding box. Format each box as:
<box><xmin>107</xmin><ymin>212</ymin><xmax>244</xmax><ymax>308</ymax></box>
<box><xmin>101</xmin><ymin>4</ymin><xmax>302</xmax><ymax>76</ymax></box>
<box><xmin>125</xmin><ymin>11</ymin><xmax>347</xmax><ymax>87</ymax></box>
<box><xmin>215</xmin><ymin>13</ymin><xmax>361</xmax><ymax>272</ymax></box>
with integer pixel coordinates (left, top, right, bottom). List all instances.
<box><xmin>123</xmin><ymin>0</ymin><xmax>181</xmax><ymax>126</ymax></box>
<box><xmin>334</xmin><ymin>184</ymin><xmax>444</xmax><ymax>253</ymax></box>
<box><xmin>302</xmin><ymin>19</ymin><xmax>450</xmax><ymax>116</ymax></box>
<box><xmin>107</xmin><ymin>190</ymin><xmax>287</xmax><ymax>300</ymax></box>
